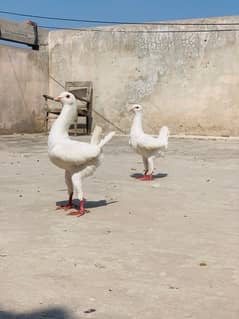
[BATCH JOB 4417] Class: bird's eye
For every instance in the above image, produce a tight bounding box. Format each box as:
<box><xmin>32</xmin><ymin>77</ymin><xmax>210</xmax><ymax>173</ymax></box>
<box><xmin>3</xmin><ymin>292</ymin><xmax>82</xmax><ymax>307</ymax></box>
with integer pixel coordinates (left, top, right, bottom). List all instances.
<box><xmin>66</xmin><ymin>94</ymin><xmax>70</xmax><ymax>98</ymax></box>
<box><xmin>135</xmin><ymin>106</ymin><xmax>139</xmax><ymax>109</ymax></box>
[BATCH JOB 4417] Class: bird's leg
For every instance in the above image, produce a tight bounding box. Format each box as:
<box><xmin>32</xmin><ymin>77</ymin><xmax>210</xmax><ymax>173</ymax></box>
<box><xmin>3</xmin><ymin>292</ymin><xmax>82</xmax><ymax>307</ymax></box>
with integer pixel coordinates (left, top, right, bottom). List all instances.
<box><xmin>137</xmin><ymin>156</ymin><xmax>148</xmax><ymax>179</ymax></box>
<box><xmin>140</xmin><ymin>157</ymin><xmax>154</xmax><ymax>181</ymax></box>
<box><xmin>68</xmin><ymin>173</ymin><xmax>88</xmax><ymax>216</ymax></box>
<box><xmin>56</xmin><ymin>171</ymin><xmax>74</xmax><ymax>210</ymax></box>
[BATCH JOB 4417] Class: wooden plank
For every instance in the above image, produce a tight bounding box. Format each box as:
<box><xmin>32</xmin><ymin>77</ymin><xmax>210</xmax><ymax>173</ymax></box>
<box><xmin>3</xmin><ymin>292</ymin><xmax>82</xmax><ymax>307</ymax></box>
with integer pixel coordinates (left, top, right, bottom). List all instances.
<box><xmin>0</xmin><ymin>18</ymin><xmax>49</xmax><ymax>46</ymax></box>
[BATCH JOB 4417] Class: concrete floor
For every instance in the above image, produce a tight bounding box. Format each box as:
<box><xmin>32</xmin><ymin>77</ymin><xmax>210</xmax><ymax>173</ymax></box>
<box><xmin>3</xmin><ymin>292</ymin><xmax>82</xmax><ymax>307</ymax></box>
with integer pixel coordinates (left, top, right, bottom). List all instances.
<box><xmin>0</xmin><ymin>134</ymin><xmax>238</xmax><ymax>319</ymax></box>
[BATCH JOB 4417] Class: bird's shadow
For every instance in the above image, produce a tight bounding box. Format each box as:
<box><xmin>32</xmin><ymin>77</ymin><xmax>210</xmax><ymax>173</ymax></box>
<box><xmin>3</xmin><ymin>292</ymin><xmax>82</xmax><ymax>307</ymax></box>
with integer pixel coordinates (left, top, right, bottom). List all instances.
<box><xmin>56</xmin><ymin>199</ymin><xmax>117</xmax><ymax>209</ymax></box>
<box><xmin>0</xmin><ymin>307</ymin><xmax>73</xmax><ymax>319</ymax></box>
<box><xmin>131</xmin><ymin>172</ymin><xmax>168</xmax><ymax>179</ymax></box>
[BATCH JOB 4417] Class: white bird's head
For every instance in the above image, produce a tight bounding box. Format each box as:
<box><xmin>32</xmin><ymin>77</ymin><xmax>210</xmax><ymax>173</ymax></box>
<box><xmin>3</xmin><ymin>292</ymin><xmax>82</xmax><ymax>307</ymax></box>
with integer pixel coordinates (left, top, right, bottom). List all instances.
<box><xmin>54</xmin><ymin>91</ymin><xmax>76</xmax><ymax>105</ymax></box>
<box><xmin>128</xmin><ymin>104</ymin><xmax>143</xmax><ymax>114</ymax></box>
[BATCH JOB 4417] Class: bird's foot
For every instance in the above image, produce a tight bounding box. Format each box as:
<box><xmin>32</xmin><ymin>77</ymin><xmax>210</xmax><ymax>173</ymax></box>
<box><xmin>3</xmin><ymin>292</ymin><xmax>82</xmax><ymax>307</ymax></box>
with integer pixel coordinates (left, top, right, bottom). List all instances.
<box><xmin>139</xmin><ymin>174</ymin><xmax>153</xmax><ymax>181</ymax></box>
<box><xmin>56</xmin><ymin>193</ymin><xmax>73</xmax><ymax>210</ymax></box>
<box><xmin>136</xmin><ymin>170</ymin><xmax>149</xmax><ymax>179</ymax></box>
<box><xmin>68</xmin><ymin>200</ymin><xmax>89</xmax><ymax>217</ymax></box>
<box><xmin>68</xmin><ymin>209</ymin><xmax>86</xmax><ymax>216</ymax></box>
<box><xmin>56</xmin><ymin>204</ymin><xmax>73</xmax><ymax>210</ymax></box>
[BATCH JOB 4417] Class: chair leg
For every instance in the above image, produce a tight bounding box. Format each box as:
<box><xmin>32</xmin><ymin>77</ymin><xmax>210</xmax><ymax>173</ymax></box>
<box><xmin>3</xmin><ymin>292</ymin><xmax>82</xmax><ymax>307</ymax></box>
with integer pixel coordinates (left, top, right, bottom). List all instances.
<box><xmin>74</xmin><ymin>118</ymin><xmax>78</xmax><ymax>136</ymax></box>
<box><xmin>45</xmin><ymin>112</ymin><xmax>49</xmax><ymax>132</ymax></box>
<box><xmin>86</xmin><ymin>116</ymin><xmax>89</xmax><ymax>135</ymax></box>
<box><xmin>87</xmin><ymin>116</ymin><xmax>92</xmax><ymax>135</ymax></box>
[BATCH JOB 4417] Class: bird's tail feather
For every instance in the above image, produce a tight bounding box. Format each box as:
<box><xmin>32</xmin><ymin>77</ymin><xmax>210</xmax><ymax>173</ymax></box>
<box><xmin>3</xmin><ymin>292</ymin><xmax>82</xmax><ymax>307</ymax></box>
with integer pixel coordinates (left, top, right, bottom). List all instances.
<box><xmin>98</xmin><ymin>131</ymin><xmax>115</xmax><ymax>148</ymax></box>
<box><xmin>90</xmin><ymin>125</ymin><xmax>103</xmax><ymax>145</ymax></box>
<box><xmin>158</xmin><ymin>126</ymin><xmax>169</xmax><ymax>149</ymax></box>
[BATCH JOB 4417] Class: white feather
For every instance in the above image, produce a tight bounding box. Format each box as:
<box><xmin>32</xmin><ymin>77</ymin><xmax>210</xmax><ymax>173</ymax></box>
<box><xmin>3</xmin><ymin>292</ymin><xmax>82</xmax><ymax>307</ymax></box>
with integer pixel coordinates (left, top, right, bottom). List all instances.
<box><xmin>129</xmin><ymin>104</ymin><xmax>169</xmax><ymax>176</ymax></box>
<box><xmin>48</xmin><ymin>92</ymin><xmax>114</xmax><ymax>204</ymax></box>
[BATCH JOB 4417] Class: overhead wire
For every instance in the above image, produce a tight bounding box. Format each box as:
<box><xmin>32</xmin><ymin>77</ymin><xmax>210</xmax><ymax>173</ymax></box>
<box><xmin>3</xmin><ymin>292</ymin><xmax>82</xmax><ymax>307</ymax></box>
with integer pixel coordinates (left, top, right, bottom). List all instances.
<box><xmin>1</xmin><ymin>9</ymin><xmax>239</xmax><ymax>33</ymax></box>
<box><xmin>1</xmin><ymin>9</ymin><xmax>239</xmax><ymax>26</ymax></box>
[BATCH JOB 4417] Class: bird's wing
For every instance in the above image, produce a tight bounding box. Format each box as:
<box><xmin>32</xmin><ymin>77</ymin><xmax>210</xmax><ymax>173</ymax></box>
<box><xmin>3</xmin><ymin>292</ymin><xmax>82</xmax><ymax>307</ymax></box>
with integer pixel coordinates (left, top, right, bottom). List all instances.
<box><xmin>51</xmin><ymin>139</ymin><xmax>100</xmax><ymax>166</ymax></box>
<box><xmin>137</xmin><ymin>134</ymin><xmax>165</xmax><ymax>151</ymax></box>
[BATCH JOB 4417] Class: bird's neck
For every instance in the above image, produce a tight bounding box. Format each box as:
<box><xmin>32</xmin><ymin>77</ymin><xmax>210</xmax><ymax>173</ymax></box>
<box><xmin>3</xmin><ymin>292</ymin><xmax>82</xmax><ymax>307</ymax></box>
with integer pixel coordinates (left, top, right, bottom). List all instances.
<box><xmin>131</xmin><ymin>112</ymin><xmax>143</xmax><ymax>135</ymax></box>
<box><xmin>49</xmin><ymin>103</ymin><xmax>77</xmax><ymax>145</ymax></box>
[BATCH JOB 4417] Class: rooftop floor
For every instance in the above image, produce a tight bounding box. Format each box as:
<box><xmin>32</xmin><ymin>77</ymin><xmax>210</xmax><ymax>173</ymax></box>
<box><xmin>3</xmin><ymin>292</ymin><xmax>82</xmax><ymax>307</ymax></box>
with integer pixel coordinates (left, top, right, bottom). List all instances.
<box><xmin>0</xmin><ymin>134</ymin><xmax>238</xmax><ymax>319</ymax></box>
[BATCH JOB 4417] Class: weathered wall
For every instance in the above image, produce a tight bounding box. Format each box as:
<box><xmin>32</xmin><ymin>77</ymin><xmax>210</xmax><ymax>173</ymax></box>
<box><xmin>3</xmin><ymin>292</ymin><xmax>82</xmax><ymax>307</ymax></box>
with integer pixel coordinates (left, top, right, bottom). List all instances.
<box><xmin>0</xmin><ymin>44</ymin><xmax>48</xmax><ymax>134</ymax></box>
<box><xmin>49</xmin><ymin>16</ymin><xmax>239</xmax><ymax>136</ymax></box>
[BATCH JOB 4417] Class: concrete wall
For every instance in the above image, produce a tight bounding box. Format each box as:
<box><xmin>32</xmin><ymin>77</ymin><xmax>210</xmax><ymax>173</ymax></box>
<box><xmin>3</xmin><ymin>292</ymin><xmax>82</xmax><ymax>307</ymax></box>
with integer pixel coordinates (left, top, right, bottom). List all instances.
<box><xmin>0</xmin><ymin>44</ymin><xmax>48</xmax><ymax>134</ymax></box>
<box><xmin>49</xmin><ymin>16</ymin><xmax>239</xmax><ymax>136</ymax></box>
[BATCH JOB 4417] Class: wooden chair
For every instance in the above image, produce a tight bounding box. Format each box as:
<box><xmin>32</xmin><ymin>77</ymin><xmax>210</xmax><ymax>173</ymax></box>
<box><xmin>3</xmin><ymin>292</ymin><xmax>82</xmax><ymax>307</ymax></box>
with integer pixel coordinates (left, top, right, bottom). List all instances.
<box><xmin>45</xmin><ymin>81</ymin><xmax>93</xmax><ymax>135</ymax></box>
<box><xmin>65</xmin><ymin>81</ymin><xmax>93</xmax><ymax>135</ymax></box>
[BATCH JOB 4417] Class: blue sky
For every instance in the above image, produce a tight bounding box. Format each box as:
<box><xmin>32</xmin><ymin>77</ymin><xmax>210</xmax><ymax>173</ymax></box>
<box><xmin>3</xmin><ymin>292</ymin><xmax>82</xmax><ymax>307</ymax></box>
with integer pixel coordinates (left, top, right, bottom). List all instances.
<box><xmin>0</xmin><ymin>0</ymin><xmax>239</xmax><ymax>29</ymax></box>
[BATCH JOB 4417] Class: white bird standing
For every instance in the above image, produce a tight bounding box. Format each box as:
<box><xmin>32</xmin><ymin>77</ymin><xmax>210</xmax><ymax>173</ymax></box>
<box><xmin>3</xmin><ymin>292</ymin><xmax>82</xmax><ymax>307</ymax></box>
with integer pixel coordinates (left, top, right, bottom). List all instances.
<box><xmin>128</xmin><ymin>104</ymin><xmax>169</xmax><ymax>181</ymax></box>
<box><xmin>48</xmin><ymin>91</ymin><xmax>115</xmax><ymax>216</ymax></box>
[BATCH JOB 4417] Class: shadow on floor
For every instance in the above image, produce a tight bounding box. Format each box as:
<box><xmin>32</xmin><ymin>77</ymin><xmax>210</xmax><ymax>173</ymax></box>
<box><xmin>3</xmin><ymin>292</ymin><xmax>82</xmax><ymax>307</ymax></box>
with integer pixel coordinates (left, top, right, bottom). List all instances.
<box><xmin>131</xmin><ymin>172</ymin><xmax>168</xmax><ymax>179</ymax></box>
<box><xmin>56</xmin><ymin>199</ymin><xmax>117</xmax><ymax>209</ymax></box>
<box><xmin>0</xmin><ymin>307</ymin><xmax>74</xmax><ymax>319</ymax></box>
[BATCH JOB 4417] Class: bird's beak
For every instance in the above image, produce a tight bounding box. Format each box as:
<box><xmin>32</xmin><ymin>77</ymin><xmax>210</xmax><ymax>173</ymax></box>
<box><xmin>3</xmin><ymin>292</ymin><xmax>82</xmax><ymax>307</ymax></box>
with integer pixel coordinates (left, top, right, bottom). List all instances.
<box><xmin>127</xmin><ymin>105</ymin><xmax>134</xmax><ymax>112</ymax></box>
<box><xmin>54</xmin><ymin>96</ymin><xmax>62</xmax><ymax>102</ymax></box>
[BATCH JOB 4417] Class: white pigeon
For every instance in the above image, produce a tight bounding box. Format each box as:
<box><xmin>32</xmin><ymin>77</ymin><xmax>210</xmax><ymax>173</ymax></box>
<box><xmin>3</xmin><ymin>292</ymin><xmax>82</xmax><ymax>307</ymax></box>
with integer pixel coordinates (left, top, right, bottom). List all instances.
<box><xmin>48</xmin><ymin>91</ymin><xmax>115</xmax><ymax>216</ymax></box>
<box><xmin>128</xmin><ymin>104</ymin><xmax>169</xmax><ymax>181</ymax></box>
